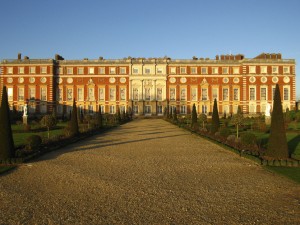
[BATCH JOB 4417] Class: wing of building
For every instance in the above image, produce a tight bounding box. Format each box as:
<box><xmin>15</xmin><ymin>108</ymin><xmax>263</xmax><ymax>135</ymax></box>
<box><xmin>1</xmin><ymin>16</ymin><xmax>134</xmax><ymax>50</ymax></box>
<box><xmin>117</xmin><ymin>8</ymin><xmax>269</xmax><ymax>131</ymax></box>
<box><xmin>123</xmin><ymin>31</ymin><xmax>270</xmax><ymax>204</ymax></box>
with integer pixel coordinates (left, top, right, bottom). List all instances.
<box><xmin>0</xmin><ymin>53</ymin><xmax>296</xmax><ymax>116</ymax></box>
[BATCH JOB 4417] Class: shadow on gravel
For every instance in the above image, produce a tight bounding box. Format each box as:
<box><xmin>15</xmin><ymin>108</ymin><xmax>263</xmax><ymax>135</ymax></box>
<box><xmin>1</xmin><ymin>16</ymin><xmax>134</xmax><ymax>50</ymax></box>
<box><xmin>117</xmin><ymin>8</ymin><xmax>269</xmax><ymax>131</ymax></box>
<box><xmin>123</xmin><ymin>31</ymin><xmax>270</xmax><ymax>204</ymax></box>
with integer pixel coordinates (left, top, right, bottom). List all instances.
<box><xmin>31</xmin><ymin>121</ymin><xmax>188</xmax><ymax>163</ymax></box>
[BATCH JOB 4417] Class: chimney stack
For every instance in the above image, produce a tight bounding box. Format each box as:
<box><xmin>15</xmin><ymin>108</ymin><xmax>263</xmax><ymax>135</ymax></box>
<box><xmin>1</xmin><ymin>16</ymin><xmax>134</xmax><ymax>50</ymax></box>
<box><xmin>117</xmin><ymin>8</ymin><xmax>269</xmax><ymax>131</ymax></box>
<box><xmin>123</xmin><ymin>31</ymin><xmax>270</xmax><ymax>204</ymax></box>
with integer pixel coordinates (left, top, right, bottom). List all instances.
<box><xmin>18</xmin><ymin>53</ymin><xmax>21</xmax><ymax>60</ymax></box>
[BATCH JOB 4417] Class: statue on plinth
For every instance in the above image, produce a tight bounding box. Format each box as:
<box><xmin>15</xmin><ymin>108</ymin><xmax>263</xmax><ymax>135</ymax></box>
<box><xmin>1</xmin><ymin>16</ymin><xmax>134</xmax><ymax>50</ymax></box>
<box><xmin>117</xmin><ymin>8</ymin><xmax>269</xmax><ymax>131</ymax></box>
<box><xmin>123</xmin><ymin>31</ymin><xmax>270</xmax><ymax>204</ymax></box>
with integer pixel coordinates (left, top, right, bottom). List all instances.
<box><xmin>23</xmin><ymin>104</ymin><xmax>28</xmax><ymax>124</ymax></box>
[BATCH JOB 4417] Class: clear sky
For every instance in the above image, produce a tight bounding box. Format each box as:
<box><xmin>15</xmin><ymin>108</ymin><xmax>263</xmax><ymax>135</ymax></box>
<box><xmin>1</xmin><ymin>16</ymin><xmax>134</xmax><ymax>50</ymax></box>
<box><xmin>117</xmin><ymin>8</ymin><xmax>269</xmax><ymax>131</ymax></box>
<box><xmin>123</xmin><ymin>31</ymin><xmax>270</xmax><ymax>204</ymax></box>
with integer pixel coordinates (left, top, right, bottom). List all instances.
<box><xmin>1</xmin><ymin>0</ymin><xmax>299</xmax><ymax>99</ymax></box>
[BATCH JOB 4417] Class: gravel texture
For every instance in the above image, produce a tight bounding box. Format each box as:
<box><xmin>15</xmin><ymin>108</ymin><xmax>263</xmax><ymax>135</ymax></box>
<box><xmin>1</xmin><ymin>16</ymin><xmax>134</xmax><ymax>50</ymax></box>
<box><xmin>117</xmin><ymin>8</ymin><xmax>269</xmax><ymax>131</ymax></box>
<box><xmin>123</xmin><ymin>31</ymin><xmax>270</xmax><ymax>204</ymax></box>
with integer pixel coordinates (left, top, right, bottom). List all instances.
<box><xmin>0</xmin><ymin>119</ymin><xmax>299</xmax><ymax>224</ymax></box>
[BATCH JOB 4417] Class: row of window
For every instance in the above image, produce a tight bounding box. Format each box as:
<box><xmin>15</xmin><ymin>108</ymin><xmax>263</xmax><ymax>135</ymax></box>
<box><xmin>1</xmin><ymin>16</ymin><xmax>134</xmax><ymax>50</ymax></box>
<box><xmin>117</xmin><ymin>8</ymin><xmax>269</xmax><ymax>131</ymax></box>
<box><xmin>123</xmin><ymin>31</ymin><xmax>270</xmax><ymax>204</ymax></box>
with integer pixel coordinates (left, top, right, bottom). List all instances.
<box><xmin>7</xmin><ymin>65</ymin><xmax>291</xmax><ymax>75</ymax></box>
<box><xmin>7</xmin><ymin>86</ymin><xmax>290</xmax><ymax>102</ymax></box>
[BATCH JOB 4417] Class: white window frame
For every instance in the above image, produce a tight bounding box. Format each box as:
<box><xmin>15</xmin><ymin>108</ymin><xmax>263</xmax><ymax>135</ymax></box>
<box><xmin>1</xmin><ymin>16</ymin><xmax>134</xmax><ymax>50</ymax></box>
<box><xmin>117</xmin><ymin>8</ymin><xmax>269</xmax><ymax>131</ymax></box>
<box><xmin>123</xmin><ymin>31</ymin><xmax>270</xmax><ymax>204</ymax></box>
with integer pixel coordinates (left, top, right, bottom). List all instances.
<box><xmin>88</xmin><ymin>67</ymin><xmax>95</xmax><ymax>74</ymax></box>
<box><xmin>133</xmin><ymin>68</ymin><xmax>139</xmax><ymax>74</ymax></box>
<box><xmin>233</xmin><ymin>67</ymin><xmax>239</xmax><ymax>74</ymax></box>
<box><xmin>109</xmin><ymin>67</ymin><xmax>116</xmax><ymax>74</ymax></box>
<box><xmin>191</xmin><ymin>67</ymin><xmax>197</xmax><ymax>74</ymax></box>
<box><xmin>180</xmin><ymin>67</ymin><xmax>187</xmax><ymax>74</ymax></box>
<box><xmin>67</xmin><ymin>67</ymin><xmax>73</xmax><ymax>75</ymax></box>
<box><xmin>157</xmin><ymin>105</ymin><xmax>163</xmax><ymax>114</ymax></box>
<box><xmin>180</xmin><ymin>88</ymin><xmax>186</xmax><ymax>101</ymax></box>
<box><xmin>145</xmin><ymin>68</ymin><xmax>151</xmax><ymax>74</ymax></box>
<box><xmin>223</xmin><ymin>88</ymin><xmax>229</xmax><ymax>101</ymax></box>
<box><xmin>201</xmin><ymin>88</ymin><xmax>208</xmax><ymax>100</ymax></box>
<box><xmin>201</xmin><ymin>67</ymin><xmax>207</xmax><ymax>74</ymax></box>
<box><xmin>249</xmin><ymin>66</ymin><xmax>256</xmax><ymax>74</ymax></box>
<box><xmin>66</xmin><ymin>88</ymin><xmax>73</xmax><ymax>101</ymax></box>
<box><xmin>7</xmin><ymin>87</ymin><xmax>13</xmax><ymax>101</ymax></box>
<box><xmin>77</xmin><ymin>88</ymin><xmax>84</xmax><ymax>101</ymax></box>
<box><xmin>249</xmin><ymin>86</ymin><xmax>256</xmax><ymax>101</ymax></box>
<box><xmin>119</xmin><ymin>67</ymin><xmax>126</xmax><ymax>74</ymax></box>
<box><xmin>170</xmin><ymin>67</ymin><xmax>176</xmax><ymax>74</ymax></box>
<box><xmin>212</xmin><ymin>87</ymin><xmax>218</xmax><ymax>101</ymax></box>
<box><xmin>180</xmin><ymin>105</ymin><xmax>186</xmax><ymax>114</ymax></box>
<box><xmin>109</xmin><ymin>105</ymin><xmax>115</xmax><ymax>114</ymax></box>
<box><xmin>30</xmin><ymin>66</ymin><xmax>36</xmax><ymax>74</ymax></box>
<box><xmin>57</xmin><ymin>88</ymin><xmax>63</xmax><ymax>101</ymax></box>
<box><xmin>88</xmin><ymin>88</ymin><xmax>94</xmax><ymax>101</ymax></box>
<box><xmin>28</xmin><ymin>87</ymin><xmax>35</xmax><ymax>101</ymax></box>
<box><xmin>191</xmin><ymin>87</ymin><xmax>197</xmax><ymax>101</ymax></box>
<box><xmin>283</xmin><ymin>66</ymin><xmax>290</xmax><ymax>74</ymax></box>
<box><xmin>18</xmin><ymin>87</ymin><xmax>24</xmax><ymax>101</ymax></box>
<box><xmin>7</xmin><ymin>67</ymin><xmax>13</xmax><ymax>74</ymax></box>
<box><xmin>283</xmin><ymin>86</ymin><xmax>290</xmax><ymax>101</ymax></box>
<box><xmin>212</xmin><ymin>67</ymin><xmax>218</xmax><ymax>74</ymax></box>
<box><xmin>272</xmin><ymin>66</ymin><xmax>278</xmax><ymax>74</ymax></box>
<box><xmin>41</xmin><ymin>67</ymin><xmax>47</xmax><ymax>74</ymax></box>
<box><xmin>78</xmin><ymin>67</ymin><xmax>84</xmax><ymax>75</ymax></box>
<box><xmin>18</xmin><ymin>67</ymin><xmax>24</xmax><ymax>74</ymax></box>
<box><xmin>170</xmin><ymin>88</ymin><xmax>176</xmax><ymax>101</ymax></box>
<box><xmin>109</xmin><ymin>88</ymin><xmax>116</xmax><ymax>101</ymax></box>
<box><xmin>120</xmin><ymin>87</ymin><xmax>126</xmax><ymax>101</ymax></box>
<box><xmin>98</xmin><ymin>88</ymin><xmax>105</xmax><ymax>101</ymax></box>
<box><xmin>260</xmin><ymin>66</ymin><xmax>267</xmax><ymax>74</ymax></box>
<box><xmin>99</xmin><ymin>67</ymin><xmax>105</xmax><ymax>74</ymax></box>
<box><xmin>156</xmin><ymin>67</ymin><xmax>163</xmax><ymax>74</ymax></box>
<box><xmin>233</xmin><ymin>88</ymin><xmax>239</xmax><ymax>101</ymax></box>
<box><xmin>260</xmin><ymin>87</ymin><xmax>267</xmax><ymax>101</ymax></box>
<box><xmin>41</xmin><ymin>87</ymin><xmax>47</xmax><ymax>101</ymax></box>
<box><xmin>222</xmin><ymin>67</ymin><xmax>229</xmax><ymax>74</ymax></box>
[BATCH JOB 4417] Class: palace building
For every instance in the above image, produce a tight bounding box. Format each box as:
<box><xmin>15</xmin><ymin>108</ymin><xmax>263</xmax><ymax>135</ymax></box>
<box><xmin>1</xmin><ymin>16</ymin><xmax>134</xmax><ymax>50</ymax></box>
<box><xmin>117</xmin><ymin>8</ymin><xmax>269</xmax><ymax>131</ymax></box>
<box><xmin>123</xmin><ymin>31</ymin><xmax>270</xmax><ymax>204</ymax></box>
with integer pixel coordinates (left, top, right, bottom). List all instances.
<box><xmin>0</xmin><ymin>53</ymin><xmax>296</xmax><ymax>117</ymax></box>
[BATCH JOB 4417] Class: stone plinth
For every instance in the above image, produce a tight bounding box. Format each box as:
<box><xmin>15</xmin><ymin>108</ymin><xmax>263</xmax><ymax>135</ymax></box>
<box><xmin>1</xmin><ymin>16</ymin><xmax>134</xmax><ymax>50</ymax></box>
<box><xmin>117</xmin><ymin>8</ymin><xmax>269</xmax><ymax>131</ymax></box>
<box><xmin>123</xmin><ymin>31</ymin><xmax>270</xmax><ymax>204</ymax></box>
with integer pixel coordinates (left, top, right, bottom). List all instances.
<box><xmin>23</xmin><ymin>115</ymin><xmax>28</xmax><ymax>125</ymax></box>
<box><xmin>265</xmin><ymin>116</ymin><xmax>271</xmax><ymax>125</ymax></box>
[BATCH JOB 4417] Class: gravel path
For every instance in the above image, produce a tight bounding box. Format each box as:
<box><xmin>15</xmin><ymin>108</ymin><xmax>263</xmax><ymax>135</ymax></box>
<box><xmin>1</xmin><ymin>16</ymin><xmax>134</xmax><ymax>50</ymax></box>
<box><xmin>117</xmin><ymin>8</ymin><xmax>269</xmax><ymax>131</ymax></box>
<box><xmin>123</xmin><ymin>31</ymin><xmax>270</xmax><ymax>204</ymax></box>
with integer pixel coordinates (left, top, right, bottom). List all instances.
<box><xmin>0</xmin><ymin>119</ymin><xmax>299</xmax><ymax>224</ymax></box>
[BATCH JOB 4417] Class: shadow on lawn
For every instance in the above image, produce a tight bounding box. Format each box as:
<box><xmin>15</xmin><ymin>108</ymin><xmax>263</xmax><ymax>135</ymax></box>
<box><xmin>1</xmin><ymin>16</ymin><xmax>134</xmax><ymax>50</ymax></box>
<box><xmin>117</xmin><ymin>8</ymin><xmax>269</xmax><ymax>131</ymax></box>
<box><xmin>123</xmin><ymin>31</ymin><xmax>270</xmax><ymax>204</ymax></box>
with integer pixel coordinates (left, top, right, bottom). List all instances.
<box><xmin>288</xmin><ymin>134</ymin><xmax>300</xmax><ymax>156</ymax></box>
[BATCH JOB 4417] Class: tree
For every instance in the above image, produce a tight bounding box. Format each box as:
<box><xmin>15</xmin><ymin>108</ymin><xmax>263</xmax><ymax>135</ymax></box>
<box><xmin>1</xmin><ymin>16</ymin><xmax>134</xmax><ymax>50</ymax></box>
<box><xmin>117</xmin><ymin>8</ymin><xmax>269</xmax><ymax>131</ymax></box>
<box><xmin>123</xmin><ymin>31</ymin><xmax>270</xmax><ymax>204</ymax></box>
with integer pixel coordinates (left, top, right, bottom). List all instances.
<box><xmin>0</xmin><ymin>86</ymin><xmax>15</xmax><ymax>160</ymax></box>
<box><xmin>69</xmin><ymin>99</ymin><xmax>79</xmax><ymax>137</ymax></box>
<box><xmin>169</xmin><ymin>107</ymin><xmax>173</xmax><ymax>119</ymax></box>
<box><xmin>40</xmin><ymin>114</ymin><xmax>57</xmax><ymax>139</ymax></box>
<box><xmin>97</xmin><ymin>105</ymin><xmax>103</xmax><ymax>128</ymax></box>
<box><xmin>211</xmin><ymin>99</ymin><xmax>220</xmax><ymax>134</ymax></box>
<box><xmin>116</xmin><ymin>106</ymin><xmax>121</xmax><ymax>123</ymax></box>
<box><xmin>199</xmin><ymin>113</ymin><xmax>207</xmax><ymax>129</ymax></box>
<box><xmin>265</xmin><ymin>84</ymin><xmax>289</xmax><ymax>159</ymax></box>
<box><xmin>173</xmin><ymin>107</ymin><xmax>178</xmax><ymax>122</ymax></box>
<box><xmin>191</xmin><ymin>103</ymin><xmax>197</xmax><ymax>128</ymax></box>
<box><xmin>231</xmin><ymin>106</ymin><xmax>244</xmax><ymax>138</ymax></box>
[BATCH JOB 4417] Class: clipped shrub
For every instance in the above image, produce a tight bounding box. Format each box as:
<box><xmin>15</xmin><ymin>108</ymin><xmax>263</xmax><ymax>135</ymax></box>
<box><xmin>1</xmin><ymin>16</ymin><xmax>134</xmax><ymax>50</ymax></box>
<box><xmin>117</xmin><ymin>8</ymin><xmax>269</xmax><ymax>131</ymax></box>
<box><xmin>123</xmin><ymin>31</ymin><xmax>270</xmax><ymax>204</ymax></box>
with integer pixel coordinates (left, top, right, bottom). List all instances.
<box><xmin>240</xmin><ymin>132</ymin><xmax>257</xmax><ymax>146</ymax></box>
<box><xmin>227</xmin><ymin>134</ymin><xmax>236</xmax><ymax>143</ymax></box>
<box><xmin>219</xmin><ymin>127</ymin><xmax>231</xmax><ymax>138</ymax></box>
<box><xmin>25</xmin><ymin>135</ymin><xmax>42</xmax><ymax>151</ymax></box>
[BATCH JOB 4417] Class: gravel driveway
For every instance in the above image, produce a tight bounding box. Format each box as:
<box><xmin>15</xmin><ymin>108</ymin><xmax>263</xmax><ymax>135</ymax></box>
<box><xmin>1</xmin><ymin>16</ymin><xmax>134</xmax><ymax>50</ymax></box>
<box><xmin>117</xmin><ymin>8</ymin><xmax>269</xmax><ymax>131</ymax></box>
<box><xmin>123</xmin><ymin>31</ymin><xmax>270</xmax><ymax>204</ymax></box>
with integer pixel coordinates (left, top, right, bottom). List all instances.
<box><xmin>0</xmin><ymin>119</ymin><xmax>299</xmax><ymax>224</ymax></box>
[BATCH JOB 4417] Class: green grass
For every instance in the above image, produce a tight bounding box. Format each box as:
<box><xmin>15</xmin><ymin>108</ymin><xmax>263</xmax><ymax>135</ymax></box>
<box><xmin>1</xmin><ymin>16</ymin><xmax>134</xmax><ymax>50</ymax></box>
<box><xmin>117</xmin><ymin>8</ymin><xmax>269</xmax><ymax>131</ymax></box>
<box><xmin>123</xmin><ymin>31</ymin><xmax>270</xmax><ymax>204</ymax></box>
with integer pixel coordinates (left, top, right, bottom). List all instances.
<box><xmin>266</xmin><ymin>166</ymin><xmax>300</xmax><ymax>184</ymax></box>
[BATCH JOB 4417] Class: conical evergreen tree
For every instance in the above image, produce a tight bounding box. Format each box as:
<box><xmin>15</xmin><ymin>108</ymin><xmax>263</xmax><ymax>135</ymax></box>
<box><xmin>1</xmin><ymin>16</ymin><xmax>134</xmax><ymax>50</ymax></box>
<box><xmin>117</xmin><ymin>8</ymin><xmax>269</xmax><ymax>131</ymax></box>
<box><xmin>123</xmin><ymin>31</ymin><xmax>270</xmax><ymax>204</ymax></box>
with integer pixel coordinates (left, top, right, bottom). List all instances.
<box><xmin>69</xmin><ymin>98</ymin><xmax>79</xmax><ymax>137</ymax></box>
<box><xmin>265</xmin><ymin>84</ymin><xmax>289</xmax><ymax>158</ymax></box>
<box><xmin>0</xmin><ymin>86</ymin><xmax>15</xmax><ymax>160</ymax></box>
<box><xmin>97</xmin><ymin>105</ymin><xmax>103</xmax><ymax>128</ymax></box>
<box><xmin>169</xmin><ymin>107</ymin><xmax>173</xmax><ymax>119</ymax></box>
<box><xmin>173</xmin><ymin>107</ymin><xmax>178</xmax><ymax>122</ymax></box>
<box><xmin>211</xmin><ymin>98</ymin><xmax>220</xmax><ymax>134</ymax></box>
<box><xmin>191</xmin><ymin>103</ymin><xmax>197</xmax><ymax>127</ymax></box>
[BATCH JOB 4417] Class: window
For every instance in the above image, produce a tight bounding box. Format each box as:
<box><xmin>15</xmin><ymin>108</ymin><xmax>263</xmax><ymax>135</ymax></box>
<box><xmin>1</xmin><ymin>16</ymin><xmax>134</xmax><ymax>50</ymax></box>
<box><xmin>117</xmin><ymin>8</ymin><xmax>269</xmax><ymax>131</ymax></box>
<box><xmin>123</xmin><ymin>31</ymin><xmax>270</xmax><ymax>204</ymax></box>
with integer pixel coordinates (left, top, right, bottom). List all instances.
<box><xmin>145</xmin><ymin>105</ymin><xmax>151</xmax><ymax>114</ymax></box>
<box><xmin>272</xmin><ymin>66</ymin><xmax>278</xmax><ymax>74</ymax></box>
<box><xmin>261</xmin><ymin>88</ymin><xmax>267</xmax><ymax>100</ymax></box>
<box><xmin>272</xmin><ymin>87</ymin><xmax>276</xmax><ymax>100</ymax></box>
<box><xmin>222</xmin><ymin>67</ymin><xmax>229</xmax><ymax>74</ymax></box>
<box><xmin>180</xmin><ymin>105</ymin><xmax>186</xmax><ymax>114</ymax></box>
<box><xmin>99</xmin><ymin>88</ymin><xmax>105</xmax><ymax>101</ymax></box>
<box><xmin>18</xmin><ymin>87</ymin><xmax>24</xmax><ymax>101</ymax></box>
<box><xmin>88</xmin><ymin>105</ymin><xmax>93</xmax><ymax>114</ymax></box>
<box><xmin>8</xmin><ymin>88</ymin><xmax>13</xmax><ymax>101</ymax></box>
<box><xmin>99</xmin><ymin>67</ymin><xmax>105</xmax><ymax>74</ymax></box>
<box><xmin>120</xmin><ymin>88</ymin><xmax>126</xmax><ymax>101</ymax></box>
<box><xmin>261</xmin><ymin>66</ymin><xmax>267</xmax><ymax>74</ymax></box>
<box><xmin>109</xmin><ymin>67</ymin><xmax>116</xmax><ymax>74</ymax></box>
<box><xmin>7</xmin><ymin>67</ymin><xmax>13</xmax><ymax>74</ymax></box>
<box><xmin>133</xmin><ymin>105</ymin><xmax>139</xmax><ymax>114</ymax></box>
<box><xmin>57</xmin><ymin>88</ymin><xmax>63</xmax><ymax>101</ymax></box>
<box><xmin>249</xmin><ymin>66</ymin><xmax>256</xmax><ymax>73</ymax></box>
<box><xmin>88</xmin><ymin>88</ymin><xmax>94</xmax><ymax>101</ymax></box>
<box><xmin>233</xmin><ymin>88</ymin><xmax>239</xmax><ymax>101</ymax></box>
<box><xmin>41</xmin><ymin>87</ymin><xmax>47</xmax><ymax>101</ymax></box>
<box><xmin>212</xmin><ymin>67</ymin><xmax>218</xmax><ymax>74</ymax></box>
<box><xmin>110</xmin><ymin>105</ymin><xmax>115</xmax><ymax>114</ymax></box>
<box><xmin>77</xmin><ymin>88</ymin><xmax>83</xmax><ymax>101</ymax></box>
<box><xmin>29</xmin><ymin>87</ymin><xmax>35</xmax><ymax>100</ymax></box>
<box><xmin>28</xmin><ymin>104</ymin><xmax>36</xmax><ymax>113</ymax></box>
<box><xmin>18</xmin><ymin>67</ymin><xmax>24</xmax><ymax>74</ymax></box>
<box><xmin>233</xmin><ymin>67</ymin><xmax>239</xmax><ymax>74</ymax></box>
<box><xmin>180</xmin><ymin>67</ymin><xmax>186</xmax><ymax>74</ymax></box>
<box><xmin>58</xmin><ymin>67</ymin><xmax>63</xmax><ymax>75</ymax></box>
<box><xmin>191</xmin><ymin>88</ymin><xmax>197</xmax><ymax>101</ymax></box>
<box><xmin>78</xmin><ymin>68</ymin><xmax>84</xmax><ymax>74</ymax></box>
<box><xmin>109</xmin><ymin>88</ymin><xmax>115</xmax><ymax>101</ymax></box>
<box><xmin>57</xmin><ymin>105</ymin><xmax>63</xmax><ymax>114</ymax></box>
<box><xmin>133</xmin><ymin>88</ymin><xmax>139</xmax><ymax>100</ymax></box>
<box><xmin>157</xmin><ymin>67</ymin><xmax>163</xmax><ymax>74</ymax></box>
<box><xmin>29</xmin><ymin>67</ymin><xmax>36</xmax><ymax>74</ymax></box>
<box><xmin>145</xmin><ymin>68</ymin><xmax>151</xmax><ymax>74</ymax></box>
<box><xmin>157</xmin><ymin>105</ymin><xmax>163</xmax><ymax>114</ymax></box>
<box><xmin>180</xmin><ymin>88</ymin><xmax>186</xmax><ymax>101</ymax></box>
<box><xmin>157</xmin><ymin>88</ymin><xmax>162</xmax><ymax>101</ymax></box>
<box><xmin>250</xmin><ymin>88</ymin><xmax>256</xmax><ymax>100</ymax></box>
<box><xmin>170</xmin><ymin>67</ymin><xmax>176</xmax><ymax>74</ymax></box>
<box><xmin>119</xmin><ymin>105</ymin><xmax>126</xmax><ymax>113</ymax></box>
<box><xmin>119</xmin><ymin>67</ymin><xmax>126</xmax><ymax>74</ymax></box>
<box><xmin>283</xmin><ymin>66</ymin><xmax>290</xmax><ymax>74</ymax></box>
<box><xmin>66</xmin><ymin>88</ymin><xmax>73</xmax><ymax>101</ymax></box>
<box><xmin>170</xmin><ymin>88</ymin><xmax>176</xmax><ymax>101</ymax></box>
<box><xmin>201</xmin><ymin>67</ymin><xmax>207</xmax><ymax>74</ymax></box>
<box><xmin>202</xmin><ymin>105</ymin><xmax>207</xmax><ymax>114</ymax></box>
<box><xmin>202</xmin><ymin>88</ymin><xmax>208</xmax><ymax>100</ymax></box>
<box><xmin>88</xmin><ymin>67</ymin><xmax>95</xmax><ymax>74</ymax></box>
<box><xmin>212</xmin><ymin>88</ymin><xmax>218</xmax><ymax>100</ymax></box>
<box><xmin>41</xmin><ymin>67</ymin><xmax>47</xmax><ymax>74</ymax></box>
<box><xmin>100</xmin><ymin>105</ymin><xmax>105</xmax><ymax>114</ymax></box>
<box><xmin>191</xmin><ymin>67</ymin><xmax>197</xmax><ymax>74</ymax></box>
<box><xmin>67</xmin><ymin>67</ymin><xmax>73</xmax><ymax>74</ymax></box>
<box><xmin>145</xmin><ymin>88</ymin><xmax>151</xmax><ymax>100</ymax></box>
<box><xmin>284</xmin><ymin>88</ymin><xmax>289</xmax><ymax>100</ymax></box>
<box><xmin>133</xmin><ymin>68</ymin><xmax>139</xmax><ymax>74</ymax></box>
<box><xmin>223</xmin><ymin>88</ymin><xmax>229</xmax><ymax>101</ymax></box>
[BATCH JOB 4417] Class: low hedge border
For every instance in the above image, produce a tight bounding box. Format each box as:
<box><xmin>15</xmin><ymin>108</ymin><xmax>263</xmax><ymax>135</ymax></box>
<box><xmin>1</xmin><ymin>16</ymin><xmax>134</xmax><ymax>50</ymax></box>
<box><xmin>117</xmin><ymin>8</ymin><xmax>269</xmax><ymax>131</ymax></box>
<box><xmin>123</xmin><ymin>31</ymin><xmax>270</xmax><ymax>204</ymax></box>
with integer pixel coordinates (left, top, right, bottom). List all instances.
<box><xmin>166</xmin><ymin>119</ymin><xmax>300</xmax><ymax>168</ymax></box>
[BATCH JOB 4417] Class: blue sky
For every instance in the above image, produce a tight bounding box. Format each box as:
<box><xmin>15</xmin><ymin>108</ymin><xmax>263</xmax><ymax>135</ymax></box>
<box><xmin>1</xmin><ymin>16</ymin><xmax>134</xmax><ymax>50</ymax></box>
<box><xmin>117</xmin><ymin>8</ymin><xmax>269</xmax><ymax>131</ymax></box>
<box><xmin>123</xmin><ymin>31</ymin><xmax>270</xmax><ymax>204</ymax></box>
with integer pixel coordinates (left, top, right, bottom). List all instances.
<box><xmin>1</xmin><ymin>0</ymin><xmax>299</xmax><ymax>99</ymax></box>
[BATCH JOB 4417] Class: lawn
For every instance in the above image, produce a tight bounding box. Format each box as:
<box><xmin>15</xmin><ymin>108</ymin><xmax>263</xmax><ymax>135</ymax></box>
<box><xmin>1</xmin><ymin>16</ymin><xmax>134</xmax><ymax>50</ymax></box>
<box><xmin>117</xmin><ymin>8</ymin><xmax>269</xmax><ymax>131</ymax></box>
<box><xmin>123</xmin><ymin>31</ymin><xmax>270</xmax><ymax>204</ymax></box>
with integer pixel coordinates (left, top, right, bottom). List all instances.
<box><xmin>266</xmin><ymin>166</ymin><xmax>300</xmax><ymax>184</ymax></box>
